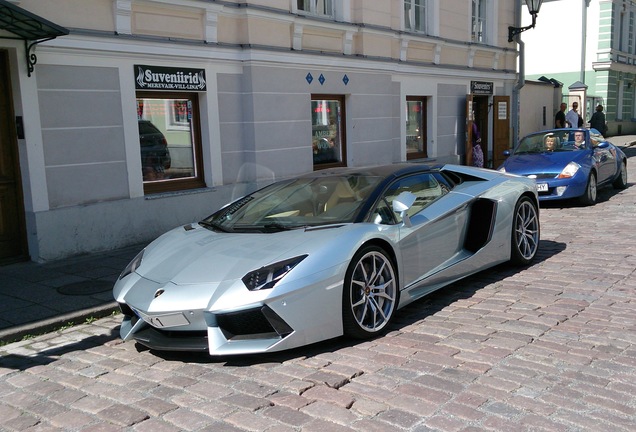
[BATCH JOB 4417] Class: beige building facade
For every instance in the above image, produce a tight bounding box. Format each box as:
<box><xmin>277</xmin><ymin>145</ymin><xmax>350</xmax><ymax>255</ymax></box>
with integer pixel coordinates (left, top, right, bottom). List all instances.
<box><xmin>0</xmin><ymin>0</ymin><xmax>520</xmax><ymax>262</ymax></box>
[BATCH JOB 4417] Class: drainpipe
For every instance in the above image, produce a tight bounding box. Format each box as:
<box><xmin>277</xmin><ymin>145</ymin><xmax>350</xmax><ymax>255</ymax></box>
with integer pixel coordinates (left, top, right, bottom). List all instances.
<box><xmin>581</xmin><ymin>0</ymin><xmax>590</xmax><ymax>83</ymax></box>
<box><xmin>511</xmin><ymin>0</ymin><xmax>524</xmax><ymax>149</ymax></box>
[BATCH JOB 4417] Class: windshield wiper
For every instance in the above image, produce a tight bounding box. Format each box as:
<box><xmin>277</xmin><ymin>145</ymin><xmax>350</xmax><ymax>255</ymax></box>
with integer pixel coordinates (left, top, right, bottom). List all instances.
<box><xmin>199</xmin><ymin>220</ymin><xmax>231</xmax><ymax>233</ymax></box>
<box><xmin>230</xmin><ymin>223</ymin><xmax>305</xmax><ymax>233</ymax></box>
<box><xmin>261</xmin><ymin>223</ymin><xmax>304</xmax><ymax>232</ymax></box>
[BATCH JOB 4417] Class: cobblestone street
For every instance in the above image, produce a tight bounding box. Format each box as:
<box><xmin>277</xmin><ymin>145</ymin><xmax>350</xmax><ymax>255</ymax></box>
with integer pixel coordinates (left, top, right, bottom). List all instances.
<box><xmin>1</xmin><ymin>152</ymin><xmax>636</xmax><ymax>431</ymax></box>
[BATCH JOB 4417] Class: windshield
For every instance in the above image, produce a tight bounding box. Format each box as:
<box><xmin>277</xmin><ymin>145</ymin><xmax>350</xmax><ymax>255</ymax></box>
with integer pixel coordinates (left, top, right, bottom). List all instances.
<box><xmin>202</xmin><ymin>175</ymin><xmax>382</xmax><ymax>233</ymax></box>
<box><xmin>514</xmin><ymin>130</ymin><xmax>590</xmax><ymax>155</ymax></box>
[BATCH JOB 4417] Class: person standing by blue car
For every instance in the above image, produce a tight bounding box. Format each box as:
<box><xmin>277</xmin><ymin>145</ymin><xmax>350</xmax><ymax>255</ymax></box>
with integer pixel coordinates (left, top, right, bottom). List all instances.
<box><xmin>589</xmin><ymin>104</ymin><xmax>607</xmax><ymax>136</ymax></box>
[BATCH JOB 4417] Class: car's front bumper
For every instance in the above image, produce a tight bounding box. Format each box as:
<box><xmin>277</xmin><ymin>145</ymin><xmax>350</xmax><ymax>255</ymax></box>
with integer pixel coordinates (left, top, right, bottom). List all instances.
<box><xmin>534</xmin><ymin>177</ymin><xmax>587</xmax><ymax>201</ymax></box>
<box><xmin>114</xmin><ymin>267</ymin><xmax>346</xmax><ymax>356</ymax></box>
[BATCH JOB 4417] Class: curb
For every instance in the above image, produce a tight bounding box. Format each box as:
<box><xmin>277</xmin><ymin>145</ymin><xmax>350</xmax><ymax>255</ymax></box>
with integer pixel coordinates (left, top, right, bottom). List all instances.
<box><xmin>0</xmin><ymin>302</ymin><xmax>119</xmax><ymax>344</ymax></box>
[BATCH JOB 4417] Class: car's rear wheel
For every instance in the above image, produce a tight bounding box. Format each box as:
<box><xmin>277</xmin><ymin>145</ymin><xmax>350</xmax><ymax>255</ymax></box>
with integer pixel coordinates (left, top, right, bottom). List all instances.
<box><xmin>579</xmin><ymin>172</ymin><xmax>597</xmax><ymax>205</ymax></box>
<box><xmin>510</xmin><ymin>197</ymin><xmax>539</xmax><ymax>266</ymax></box>
<box><xmin>342</xmin><ymin>245</ymin><xmax>398</xmax><ymax>339</ymax></box>
<box><xmin>612</xmin><ymin>160</ymin><xmax>628</xmax><ymax>189</ymax></box>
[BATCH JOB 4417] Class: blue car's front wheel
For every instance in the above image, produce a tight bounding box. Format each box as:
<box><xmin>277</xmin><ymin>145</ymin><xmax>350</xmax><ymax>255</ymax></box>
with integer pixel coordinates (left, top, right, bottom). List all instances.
<box><xmin>579</xmin><ymin>172</ymin><xmax>597</xmax><ymax>206</ymax></box>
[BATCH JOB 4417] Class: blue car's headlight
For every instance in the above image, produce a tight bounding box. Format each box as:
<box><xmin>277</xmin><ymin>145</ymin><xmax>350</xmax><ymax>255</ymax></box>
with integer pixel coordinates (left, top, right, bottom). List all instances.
<box><xmin>242</xmin><ymin>255</ymin><xmax>308</xmax><ymax>291</ymax></box>
<box><xmin>119</xmin><ymin>249</ymin><xmax>145</xmax><ymax>280</ymax></box>
<box><xmin>557</xmin><ymin>162</ymin><xmax>581</xmax><ymax>179</ymax></box>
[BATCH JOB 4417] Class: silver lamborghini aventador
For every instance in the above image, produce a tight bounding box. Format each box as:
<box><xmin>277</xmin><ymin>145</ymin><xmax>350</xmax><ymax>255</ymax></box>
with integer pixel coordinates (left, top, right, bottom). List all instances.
<box><xmin>113</xmin><ymin>163</ymin><xmax>540</xmax><ymax>355</ymax></box>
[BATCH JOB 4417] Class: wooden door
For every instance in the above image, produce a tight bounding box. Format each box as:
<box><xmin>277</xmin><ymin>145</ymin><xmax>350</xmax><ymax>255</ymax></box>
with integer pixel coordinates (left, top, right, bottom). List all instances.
<box><xmin>0</xmin><ymin>50</ymin><xmax>27</xmax><ymax>262</ymax></box>
<box><xmin>465</xmin><ymin>95</ymin><xmax>474</xmax><ymax>166</ymax></box>
<box><xmin>492</xmin><ymin>96</ymin><xmax>511</xmax><ymax>169</ymax></box>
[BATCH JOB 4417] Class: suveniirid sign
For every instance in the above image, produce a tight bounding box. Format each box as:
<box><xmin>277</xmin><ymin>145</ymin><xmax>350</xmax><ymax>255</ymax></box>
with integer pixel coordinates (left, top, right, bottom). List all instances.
<box><xmin>135</xmin><ymin>65</ymin><xmax>206</xmax><ymax>91</ymax></box>
<box><xmin>471</xmin><ymin>81</ymin><xmax>493</xmax><ymax>95</ymax></box>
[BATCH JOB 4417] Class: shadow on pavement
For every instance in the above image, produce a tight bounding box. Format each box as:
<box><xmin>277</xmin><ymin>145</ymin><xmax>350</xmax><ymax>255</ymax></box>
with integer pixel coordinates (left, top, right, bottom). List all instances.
<box><xmin>0</xmin><ymin>328</ymin><xmax>120</xmax><ymax>371</ymax></box>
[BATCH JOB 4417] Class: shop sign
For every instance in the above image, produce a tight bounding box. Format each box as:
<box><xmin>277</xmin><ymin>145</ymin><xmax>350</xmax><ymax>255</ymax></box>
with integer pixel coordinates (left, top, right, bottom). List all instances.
<box><xmin>471</xmin><ymin>81</ymin><xmax>493</xmax><ymax>95</ymax></box>
<box><xmin>135</xmin><ymin>65</ymin><xmax>206</xmax><ymax>91</ymax></box>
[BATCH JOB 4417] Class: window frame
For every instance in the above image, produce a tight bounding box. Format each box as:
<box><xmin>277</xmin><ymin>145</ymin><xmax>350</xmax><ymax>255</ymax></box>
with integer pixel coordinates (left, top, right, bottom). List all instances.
<box><xmin>296</xmin><ymin>0</ymin><xmax>334</xmax><ymax>17</ymax></box>
<box><xmin>404</xmin><ymin>0</ymin><xmax>427</xmax><ymax>33</ymax></box>
<box><xmin>311</xmin><ymin>94</ymin><xmax>347</xmax><ymax>171</ymax></box>
<box><xmin>471</xmin><ymin>0</ymin><xmax>487</xmax><ymax>43</ymax></box>
<box><xmin>406</xmin><ymin>96</ymin><xmax>428</xmax><ymax>160</ymax></box>
<box><xmin>136</xmin><ymin>91</ymin><xmax>205</xmax><ymax>194</ymax></box>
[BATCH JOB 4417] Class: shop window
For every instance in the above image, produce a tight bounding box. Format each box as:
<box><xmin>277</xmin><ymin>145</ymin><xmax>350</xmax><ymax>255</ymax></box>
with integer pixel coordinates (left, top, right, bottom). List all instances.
<box><xmin>136</xmin><ymin>92</ymin><xmax>205</xmax><ymax>194</ymax></box>
<box><xmin>297</xmin><ymin>0</ymin><xmax>334</xmax><ymax>17</ymax></box>
<box><xmin>404</xmin><ymin>0</ymin><xmax>427</xmax><ymax>33</ymax></box>
<box><xmin>406</xmin><ymin>96</ymin><xmax>428</xmax><ymax>160</ymax></box>
<box><xmin>311</xmin><ymin>95</ymin><xmax>346</xmax><ymax>170</ymax></box>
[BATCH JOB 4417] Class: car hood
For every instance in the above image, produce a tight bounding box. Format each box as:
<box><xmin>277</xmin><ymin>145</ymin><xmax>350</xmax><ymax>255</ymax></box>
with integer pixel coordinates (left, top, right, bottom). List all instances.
<box><xmin>135</xmin><ymin>224</ymin><xmax>343</xmax><ymax>285</ymax></box>
<box><xmin>502</xmin><ymin>151</ymin><xmax>587</xmax><ymax>175</ymax></box>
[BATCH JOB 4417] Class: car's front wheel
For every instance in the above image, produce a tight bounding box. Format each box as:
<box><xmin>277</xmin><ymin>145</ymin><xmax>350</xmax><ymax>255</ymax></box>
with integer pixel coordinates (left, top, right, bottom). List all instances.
<box><xmin>510</xmin><ymin>196</ymin><xmax>539</xmax><ymax>266</ymax></box>
<box><xmin>342</xmin><ymin>245</ymin><xmax>398</xmax><ymax>339</ymax></box>
<box><xmin>612</xmin><ymin>160</ymin><xmax>628</xmax><ymax>189</ymax></box>
<box><xmin>579</xmin><ymin>172</ymin><xmax>597</xmax><ymax>205</ymax></box>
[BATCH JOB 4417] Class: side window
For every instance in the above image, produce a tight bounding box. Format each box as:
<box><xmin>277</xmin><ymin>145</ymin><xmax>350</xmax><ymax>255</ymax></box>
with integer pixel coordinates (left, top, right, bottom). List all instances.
<box><xmin>136</xmin><ymin>92</ymin><xmax>205</xmax><ymax>194</ymax></box>
<box><xmin>406</xmin><ymin>96</ymin><xmax>428</xmax><ymax>159</ymax></box>
<box><xmin>374</xmin><ymin>173</ymin><xmax>447</xmax><ymax>224</ymax></box>
<box><xmin>311</xmin><ymin>95</ymin><xmax>346</xmax><ymax>170</ymax></box>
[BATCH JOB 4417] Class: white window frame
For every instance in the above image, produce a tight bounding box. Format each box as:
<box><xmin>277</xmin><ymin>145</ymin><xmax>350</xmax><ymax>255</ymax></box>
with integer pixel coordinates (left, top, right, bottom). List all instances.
<box><xmin>471</xmin><ymin>0</ymin><xmax>487</xmax><ymax>43</ymax></box>
<box><xmin>404</xmin><ymin>0</ymin><xmax>427</xmax><ymax>33</ymax></box>
<box><xmin>295</xmin><ymin>0</ymin><xmax>334</xmax><ymax>17</ymax></box>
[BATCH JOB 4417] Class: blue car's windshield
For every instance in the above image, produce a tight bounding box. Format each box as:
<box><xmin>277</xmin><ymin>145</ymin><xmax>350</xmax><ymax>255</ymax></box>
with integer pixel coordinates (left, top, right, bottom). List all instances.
<box><xmin>513</xmin><ymin>129</ymin><xmax>590</xmax><ymax>155</ymax></box>
<box><xmin>202</xmin><ymin>175</ymin><xmax>383</xmax><ymax>233</ymax></box>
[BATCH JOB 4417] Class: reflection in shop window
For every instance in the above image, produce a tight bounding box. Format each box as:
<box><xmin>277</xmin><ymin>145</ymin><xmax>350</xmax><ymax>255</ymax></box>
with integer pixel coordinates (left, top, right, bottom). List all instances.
<box><xmin>168</xmin><ymin>100</ymin><xmax>190</xmax><ymax>129</ymax></box>
<box><xmin>406</xmin><ymin>96</ymin><xmax>428</xmax><ymax>160</ymax></box>
<box><xmin>311</xmin><ymin>95</ymin><xmax>346</xmax><ymax>169</ymax></box>
<box><xmin>136</xmin><ymin>93</ymin><xmax>204</xmax><ymax>193</ymax></box>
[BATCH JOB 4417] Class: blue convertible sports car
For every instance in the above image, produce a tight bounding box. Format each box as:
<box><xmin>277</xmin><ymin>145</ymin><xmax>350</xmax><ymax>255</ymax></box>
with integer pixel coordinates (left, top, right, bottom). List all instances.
<box><xmin>499</xmin><ymin>128</ymin><xmax>628</xmax><ymax>205</ymax></box>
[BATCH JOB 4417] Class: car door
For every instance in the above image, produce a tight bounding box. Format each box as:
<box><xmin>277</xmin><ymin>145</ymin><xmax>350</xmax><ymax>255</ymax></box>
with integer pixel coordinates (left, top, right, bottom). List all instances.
<box><xmin>593</xmin><ymin>142</ymin><xmax>617</xmax><ymax>184</ymax></box>
<box><xmin>375</xmin><ymin>173</ymin><xmax>472</xmax><ymax>290</ymax></box>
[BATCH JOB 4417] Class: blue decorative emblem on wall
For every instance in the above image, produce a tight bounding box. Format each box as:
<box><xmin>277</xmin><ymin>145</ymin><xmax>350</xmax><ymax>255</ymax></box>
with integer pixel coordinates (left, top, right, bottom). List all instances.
<box><xmin>318</xmin><ymin>74</ymin><xmax>325</xmax><ymax>85</ymax></box>
<box><xmin>343</xmin><ymin>74</ymin><xmax>349</xmax><ymax>85</ymax></box>
<box><xmin>306</xmin><ymin>73</ymin><xmax>313</xmax><ymax>84</ymax></box>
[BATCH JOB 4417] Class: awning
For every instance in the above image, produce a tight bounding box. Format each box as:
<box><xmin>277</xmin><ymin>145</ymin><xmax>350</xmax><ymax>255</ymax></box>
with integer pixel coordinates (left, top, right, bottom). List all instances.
<box><xmin>0</xmin><ymin>0</ymin><xmax>69</xmax><ymax>76</ymax></box>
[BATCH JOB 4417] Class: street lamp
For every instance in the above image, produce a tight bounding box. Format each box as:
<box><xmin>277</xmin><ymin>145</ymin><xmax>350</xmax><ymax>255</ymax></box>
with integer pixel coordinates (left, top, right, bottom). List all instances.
<box><xmin>508</xmin><ymin>0</ymin><xmax>543</xmax><ymax>42</ymax></box>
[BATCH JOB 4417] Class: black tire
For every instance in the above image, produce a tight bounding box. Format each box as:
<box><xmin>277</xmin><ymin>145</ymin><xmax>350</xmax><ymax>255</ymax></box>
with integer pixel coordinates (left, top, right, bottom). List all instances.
<box><xmin>612</xmin><ymin>160</ymin><xmax>628</xmax><ymax>189</ymax></box>
<box><xmin>342</xmin><ymin>245</ymin><xmax>398</xmax><ymax>339</ymax></box>
<box><xmin>579</xmin><ymin>172</ymin><xmax>597</xmax><ymax>206</ymax></box>
<box><xmin>510</xmin><ymin>197</ymin><xmax>540</xmax><ymax>266</ymax></box>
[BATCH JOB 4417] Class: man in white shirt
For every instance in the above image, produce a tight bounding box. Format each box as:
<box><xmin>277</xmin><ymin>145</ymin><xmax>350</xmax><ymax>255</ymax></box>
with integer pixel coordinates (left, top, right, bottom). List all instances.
<box><xmin>565</xmin><ymin>102</ymin><xmax>581</xmax><ymax>128</ymax></box>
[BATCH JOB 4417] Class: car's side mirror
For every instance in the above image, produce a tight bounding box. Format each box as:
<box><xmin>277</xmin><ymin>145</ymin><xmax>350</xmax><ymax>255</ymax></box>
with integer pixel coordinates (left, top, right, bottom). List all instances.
<box><xmin>597</xmin><ymin>141</ymin><xmax>609</xmax><ymax>149</ymax></box>
<box><xmin>392</xmin><ymin>191</ymin><xmax>416</xmax><ymax>227</ymax></box>
<box><xmin>503</xmin><ymin>150</ymin><xmax>511</xmax><ymax>157</ymax></box>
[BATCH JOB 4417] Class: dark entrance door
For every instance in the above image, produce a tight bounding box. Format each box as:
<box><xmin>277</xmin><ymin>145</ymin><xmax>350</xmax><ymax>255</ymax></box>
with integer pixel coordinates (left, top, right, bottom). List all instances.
<box><xmin>0</xmin><ymin>50</ymin><xmax>28</xmax><ymax>263</ymax></box>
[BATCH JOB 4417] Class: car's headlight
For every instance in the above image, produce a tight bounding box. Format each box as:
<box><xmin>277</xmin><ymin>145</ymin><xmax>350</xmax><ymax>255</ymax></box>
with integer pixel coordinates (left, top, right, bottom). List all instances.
<box><xmin>119</xmin><ymin>249</ymin><xmax>145</xmax><ymax>280</ymax></box>
<box><xmin>557</xmin><ymin>162</ymin><xmax>581</xmax><ymax>179</ymax></box>
<box><xmin>242</xmin><ymin>255</ymin><xmax>308</xmax><ymax>291</ymax></box>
